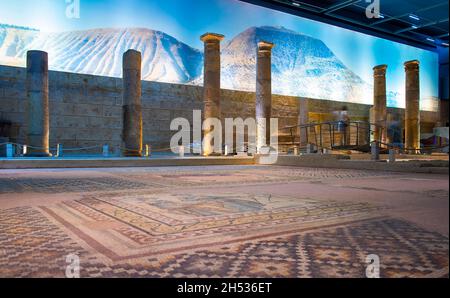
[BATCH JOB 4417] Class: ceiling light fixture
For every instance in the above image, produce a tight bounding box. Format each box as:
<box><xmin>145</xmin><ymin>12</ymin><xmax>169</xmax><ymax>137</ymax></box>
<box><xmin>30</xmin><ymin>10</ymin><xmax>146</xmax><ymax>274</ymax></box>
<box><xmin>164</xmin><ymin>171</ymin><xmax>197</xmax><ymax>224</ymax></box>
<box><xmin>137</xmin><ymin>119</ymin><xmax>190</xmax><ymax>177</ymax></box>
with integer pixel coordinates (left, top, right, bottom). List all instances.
<box><xmin>408</xmin><ymin>14</ymin><xmax>420</xmax><ymax>21</ymax></box>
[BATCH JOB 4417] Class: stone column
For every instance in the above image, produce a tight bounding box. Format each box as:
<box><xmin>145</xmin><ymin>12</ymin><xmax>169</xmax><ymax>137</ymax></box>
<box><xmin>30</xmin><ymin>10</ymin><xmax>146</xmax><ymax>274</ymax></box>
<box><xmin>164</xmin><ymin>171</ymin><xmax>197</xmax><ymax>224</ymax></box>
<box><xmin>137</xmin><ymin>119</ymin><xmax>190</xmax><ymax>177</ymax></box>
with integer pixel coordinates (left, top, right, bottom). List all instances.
<box><xmin>200</xmin><ymin>33</ymin><xmax>224</xmax><ymax>156</ymax></box>
<box><xmin>256</xmin><ymin>41</ymin><xmax>275</xmax><ymax>152</ymax></box>
<box><xmin>298</xmin><ymin>98</ymin><xmax>309</xmax><ymax>147</ymax></box>
<box><xmin>373</xmin><ymin>65</ymin><xmax>387</xmax><ymax>146</ymax></box>
<box><xmin>122</xmin><ymin>49</ymin><xmax>143</xmax><ymax>157</ymax></box>
<box><xmin>404</xmin><ymin>60</ymin><xmax>420</xmax><ymax>154</ymax></box>
<box><xmin>26</xmin><ymin>50</ymin><xmax>50</xmax><ymax>157</ymax></box>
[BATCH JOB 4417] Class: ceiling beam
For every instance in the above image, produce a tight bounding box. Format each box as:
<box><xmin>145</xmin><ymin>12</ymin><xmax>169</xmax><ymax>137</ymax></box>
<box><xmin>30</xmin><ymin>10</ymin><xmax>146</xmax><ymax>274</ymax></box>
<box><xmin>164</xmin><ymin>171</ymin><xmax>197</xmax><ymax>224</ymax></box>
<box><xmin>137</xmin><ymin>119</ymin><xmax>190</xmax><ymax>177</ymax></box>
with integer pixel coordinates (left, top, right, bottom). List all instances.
<box><xmin>325</xmin><ymin>10</ymin><xmax>439</xmax><ymax>48</ymax></box>
<box><xmin>354</xmin><ymin>2</ymin><xmax>449</xmax><ymax>35</ymax></box>
<box><xmin>370</xmin><ymin>1</ymin><xmax>448</xmax><ymax>26</ymax></box>
<box><xmin>281</xmin><ymin>0</ymin><xmax>322</xmax><ymax>12</ymax></box>
<box><xmin>321</xmin><ymin>0</ymin><xmax>361</xmax><ymax>14</ymax></box>
<box><xmin>434</xmin><ymin>33</ymin><xmax>449</xmax><ymax>39</ymax></box>
<box><xmin>239</xmin><ymin>0</ymin><xmax>439</xmax><ymax>51</ymax></box>
<box><xmin>395</xmin><ymin>18</ymin><xmax>449</xmax><ymax>34</ymax></box>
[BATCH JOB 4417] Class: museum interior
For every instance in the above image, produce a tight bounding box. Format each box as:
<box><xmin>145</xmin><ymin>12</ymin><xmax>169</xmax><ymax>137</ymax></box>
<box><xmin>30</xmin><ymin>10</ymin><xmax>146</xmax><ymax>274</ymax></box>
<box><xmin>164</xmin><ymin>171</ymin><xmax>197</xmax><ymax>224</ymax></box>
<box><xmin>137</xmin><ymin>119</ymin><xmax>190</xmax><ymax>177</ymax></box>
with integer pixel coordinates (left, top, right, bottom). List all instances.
<box><xmin>0</xmin><ymin>0</ymin><xmax>448</xmax><ymax>279</ymax></box>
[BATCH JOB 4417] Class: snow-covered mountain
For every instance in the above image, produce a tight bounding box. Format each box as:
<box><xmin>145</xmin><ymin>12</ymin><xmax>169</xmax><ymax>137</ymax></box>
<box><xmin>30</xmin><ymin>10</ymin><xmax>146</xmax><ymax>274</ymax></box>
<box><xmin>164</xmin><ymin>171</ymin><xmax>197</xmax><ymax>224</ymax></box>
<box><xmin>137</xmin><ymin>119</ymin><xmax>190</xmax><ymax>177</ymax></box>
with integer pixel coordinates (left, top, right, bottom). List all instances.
<box><xmin>0</xmin><ymin>24</ymin><xmax>384</xmax><ymax>104</ymax></box>
<box><xmin>218</xmin><ymin>26</ymin><xmax>373</xmax><ymax>103</ymax></box>
<box><xmin>0</xmin><ymin>24</ymin><xmax>39</xmax><ymax>66</ymax></box>
<box><xmin>0</xmin><ymin>26</ymin><xmax>203</xmax><ymax>83</ymax></box>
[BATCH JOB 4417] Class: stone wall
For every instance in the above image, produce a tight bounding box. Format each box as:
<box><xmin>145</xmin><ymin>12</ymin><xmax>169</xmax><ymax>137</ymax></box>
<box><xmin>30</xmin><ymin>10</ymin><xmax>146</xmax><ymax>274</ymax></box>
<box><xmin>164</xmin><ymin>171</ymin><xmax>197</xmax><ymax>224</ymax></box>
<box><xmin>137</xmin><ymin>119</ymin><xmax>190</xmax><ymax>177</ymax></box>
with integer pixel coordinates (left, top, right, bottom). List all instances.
<box><xmin>0</xmin><ymin>65</ymin><xmax>439</xmax><ymax>153</ymax></box>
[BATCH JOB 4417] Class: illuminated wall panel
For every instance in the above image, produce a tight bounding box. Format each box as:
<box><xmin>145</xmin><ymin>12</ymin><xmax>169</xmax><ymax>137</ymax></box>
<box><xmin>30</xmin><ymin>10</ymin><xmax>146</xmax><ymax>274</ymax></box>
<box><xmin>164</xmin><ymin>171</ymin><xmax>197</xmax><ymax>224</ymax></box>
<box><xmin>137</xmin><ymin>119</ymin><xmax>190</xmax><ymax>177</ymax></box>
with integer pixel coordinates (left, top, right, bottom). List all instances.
<box><xmin>0</xmin><ymin>0</ymin><xmax>439</xmax><ymax>110</ymax></box>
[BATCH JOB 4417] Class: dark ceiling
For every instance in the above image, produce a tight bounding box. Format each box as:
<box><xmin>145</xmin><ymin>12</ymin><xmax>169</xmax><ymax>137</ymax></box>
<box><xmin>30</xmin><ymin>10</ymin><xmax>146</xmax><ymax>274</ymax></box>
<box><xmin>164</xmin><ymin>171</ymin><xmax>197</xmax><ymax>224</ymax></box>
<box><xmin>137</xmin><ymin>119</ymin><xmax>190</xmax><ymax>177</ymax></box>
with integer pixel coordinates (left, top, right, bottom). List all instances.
<box><xmin>240</xmin><ymin>0</ymin><xmax>449</xmax><ymax>51</ymax></box>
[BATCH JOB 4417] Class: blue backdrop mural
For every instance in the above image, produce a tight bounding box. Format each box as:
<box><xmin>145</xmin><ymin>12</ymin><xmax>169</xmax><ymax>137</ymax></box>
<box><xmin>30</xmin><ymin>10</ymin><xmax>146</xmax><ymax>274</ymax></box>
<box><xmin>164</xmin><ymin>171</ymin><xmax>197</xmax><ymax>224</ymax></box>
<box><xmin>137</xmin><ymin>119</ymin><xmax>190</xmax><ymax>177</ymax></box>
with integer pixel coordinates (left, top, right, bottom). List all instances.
<box><xmin>0</xmin><ymin>0</ymin><xmax>439</xmax><ymax>110</ymax></box>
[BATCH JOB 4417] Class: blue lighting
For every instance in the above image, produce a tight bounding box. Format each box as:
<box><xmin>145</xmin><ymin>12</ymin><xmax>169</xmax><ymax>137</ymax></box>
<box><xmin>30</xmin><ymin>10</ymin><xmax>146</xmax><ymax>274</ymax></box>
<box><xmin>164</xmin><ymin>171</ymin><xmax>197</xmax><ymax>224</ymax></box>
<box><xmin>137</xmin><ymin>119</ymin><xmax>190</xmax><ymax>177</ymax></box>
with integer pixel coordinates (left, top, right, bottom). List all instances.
<box><xmin>409</xmin><ymin>14</ymin><xmax>420</xmax><ymax>21</ymax></box>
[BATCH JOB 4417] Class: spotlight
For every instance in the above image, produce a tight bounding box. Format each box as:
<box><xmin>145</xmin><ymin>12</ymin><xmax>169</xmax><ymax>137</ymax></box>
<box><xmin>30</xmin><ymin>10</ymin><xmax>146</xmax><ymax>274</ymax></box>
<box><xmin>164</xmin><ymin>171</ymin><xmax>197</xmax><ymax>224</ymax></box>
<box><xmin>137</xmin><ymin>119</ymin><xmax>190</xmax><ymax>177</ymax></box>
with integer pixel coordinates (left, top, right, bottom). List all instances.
<box><xmin>292</xmin><ymin>2</ymin><xmax>300</xmax><ymax>7</ymax></box>
<box><xmin>408</xmin><ymin>14</ymin><xmax>420</xmax><ymax>21</ymax></box>
<box><xmin>426</xmin><ymin>37</ymin><xmax>435</xmax><ymax>42</ymax></box>
<box><xmin>411</xmin><ymin>25</ymin><xmax>418</xmax><ymax>29</ymax></box>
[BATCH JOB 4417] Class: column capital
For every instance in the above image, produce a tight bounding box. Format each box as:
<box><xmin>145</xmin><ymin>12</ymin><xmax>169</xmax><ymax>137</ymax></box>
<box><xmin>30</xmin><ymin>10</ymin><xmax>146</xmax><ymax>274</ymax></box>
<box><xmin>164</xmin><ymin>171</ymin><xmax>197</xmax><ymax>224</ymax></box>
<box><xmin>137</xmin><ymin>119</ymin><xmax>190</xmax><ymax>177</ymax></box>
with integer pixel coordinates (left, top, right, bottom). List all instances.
<box><xmin>26</xmin><ymin>50</ymin><xmax>48</xmax><ymax>73</ymax></box>
<box><xmin>27</xmin><ymin>50</ymin><xmax>48</xmax><ymax>58</ymax></box>
<box><xmin>200</xmin><ymin>33</ymin><xmax>225</xmax><ymax>43</ymax></box>
<box><xmin>404</xmin><ymin>60</ymin><xmax>420</xmax><ymax>72</ymax></box>
<box><xmin>373</xmin><ymin>64</ymin><xmax>387</xmax><ymax>76</ymax></box>
<box><xmin>123</xmin><ymin>50</ymin><xmax>142</xmax><ymax>70</ymax></box>
<box><xmin>257</xmin><ymin>41</ymin><xmax>275</xmax><ymax>52</ymax></box>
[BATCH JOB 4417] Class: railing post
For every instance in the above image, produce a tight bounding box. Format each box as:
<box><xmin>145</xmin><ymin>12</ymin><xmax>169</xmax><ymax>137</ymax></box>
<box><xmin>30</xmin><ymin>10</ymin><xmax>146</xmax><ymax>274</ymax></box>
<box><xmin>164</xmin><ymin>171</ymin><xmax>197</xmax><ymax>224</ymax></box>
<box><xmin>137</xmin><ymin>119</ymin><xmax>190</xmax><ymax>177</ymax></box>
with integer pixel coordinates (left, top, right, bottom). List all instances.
<box><xmin>305</xmin><ymin>127</ymin><xmax>309</xmax><ymax>147</ymax></box>
<box><xmin>290</xmin><ymin>128</ymin><xmax>295</xmax><ymax>145</ymax></box>
<box><xmin>102</xmin><ymin>144</ymin><xmax>109</xmax><ymax>157</ymax></box>
<box><xmin>314</xmin><ymin>125</ymin><xmax>318</xmax><ymax>149</ymax></box>
<box><xmin>371</xmin><ymin>141</ymin><xmax>380</xmax><ymax>161</ymax></box>
<box><xmin>356</xmin><ymin>122</ymin><xmax>360</xmax><ymax>146</ymax></box>
<box><xmin>6</xmin><ymin>143</ymin><xmax>13</xmax><ymax>158</ymax></box>
<box><xmin>179</xmin><ymin>145</ymin><xmax>185</xmax><ymax>158</ymax></box>
<box><xmin>344</xmin><ymin>123</ymin><xmax>348</xmax><ymax>146</ymax></box>
<box><xmin>319</xmin><ymin>124</ymin><xmax>323</xmax><ymax>149</ymax></box>
<box><xmin>331</xmin><ymin>123</ymin><xmax>335</xmax><ymax>148</ymax></box>
<box><xmin>56</xmin><ymin>144</ymin><xmax>63</xmax><ymax>158</ymax></box>
<box><xmin>388</xmin><ymin>149</ymin><xmax>396</xmax><ymax>163</ymax></box>
<box><xmin>328</xmin><ymin>123</ymin><xmax>332</xmax><ymax>149</ymax></box>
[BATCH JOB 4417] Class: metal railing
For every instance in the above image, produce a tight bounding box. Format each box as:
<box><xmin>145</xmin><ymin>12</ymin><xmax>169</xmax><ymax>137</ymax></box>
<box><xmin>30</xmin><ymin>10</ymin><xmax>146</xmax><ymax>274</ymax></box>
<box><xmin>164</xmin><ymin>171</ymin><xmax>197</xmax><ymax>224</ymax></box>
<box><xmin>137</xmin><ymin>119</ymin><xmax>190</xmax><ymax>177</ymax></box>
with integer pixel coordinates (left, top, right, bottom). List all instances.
<box><xmin>0</xmin><ymin>142</ymin><xmax>109</xmax><ymax>158</ymax></box>
<box><xmin>279</xmin><ymin>121</ymin><xmax>449</xmax><ymax>155</ymax></box>
<box><xmin>0</xmin><ymin>143</ymin><xmax>160</xmax><ymax>158</ymax></box>
<box><xmin>280</xmin><ymin>120</ymin><xmax>383</xmax><ymax>151</ymax></box>
<box><xmin>0</xmin><ymin>142</ymin><xmax>226</xmax><ymax>158</ymax></box>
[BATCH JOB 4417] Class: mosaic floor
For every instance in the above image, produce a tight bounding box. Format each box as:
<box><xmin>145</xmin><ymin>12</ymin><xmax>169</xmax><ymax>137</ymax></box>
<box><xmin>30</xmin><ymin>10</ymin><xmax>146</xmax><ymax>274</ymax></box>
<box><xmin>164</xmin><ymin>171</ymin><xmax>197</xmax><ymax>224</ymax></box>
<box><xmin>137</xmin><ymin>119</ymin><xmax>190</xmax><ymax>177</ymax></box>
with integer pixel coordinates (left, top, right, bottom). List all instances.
<box><xmin>0</xmin><ymin>166</ymin><xmax>448</xmax><ymax>278</ymax></box>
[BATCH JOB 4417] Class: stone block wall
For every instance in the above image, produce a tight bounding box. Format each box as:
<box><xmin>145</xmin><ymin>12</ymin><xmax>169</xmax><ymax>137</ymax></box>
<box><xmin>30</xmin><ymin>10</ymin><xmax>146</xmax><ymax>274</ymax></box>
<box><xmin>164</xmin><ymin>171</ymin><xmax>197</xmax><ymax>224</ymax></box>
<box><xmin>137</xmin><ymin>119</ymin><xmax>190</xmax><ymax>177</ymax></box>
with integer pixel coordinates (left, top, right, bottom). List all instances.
<box><xmin>0</xmin><ymin>66</ymin><xmax>124</xmax><ymax>153</ymax></box>
<box><xmin>0</xmin><ymin>65</ymin><xmax>439</xmax><ymax>153</ymax></box>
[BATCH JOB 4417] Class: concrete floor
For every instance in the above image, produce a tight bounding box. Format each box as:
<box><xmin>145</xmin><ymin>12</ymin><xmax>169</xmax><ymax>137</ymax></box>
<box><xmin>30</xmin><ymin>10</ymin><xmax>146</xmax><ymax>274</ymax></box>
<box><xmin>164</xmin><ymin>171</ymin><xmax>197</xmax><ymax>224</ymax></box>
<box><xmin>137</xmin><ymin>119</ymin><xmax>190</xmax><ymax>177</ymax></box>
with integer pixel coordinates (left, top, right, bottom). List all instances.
<box><xmin>0</xmin><ymin>165</ymin><xmax>448</xmax><ymax>277</ymax></box>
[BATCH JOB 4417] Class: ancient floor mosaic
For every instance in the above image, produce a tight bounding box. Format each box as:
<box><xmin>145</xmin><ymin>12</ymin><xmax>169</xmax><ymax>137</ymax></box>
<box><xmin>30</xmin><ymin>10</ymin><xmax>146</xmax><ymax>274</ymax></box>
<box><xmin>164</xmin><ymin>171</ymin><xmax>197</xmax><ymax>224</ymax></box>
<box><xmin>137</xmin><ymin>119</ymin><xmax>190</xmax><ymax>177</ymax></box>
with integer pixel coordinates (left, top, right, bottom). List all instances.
<box><xmin>0</xmin><ymin>166</ymin><xmax>448</xmax><ymax>278</ymax></box>
<box><xmin>0</xmin><ymin>166</ymin><xmax>400</xmax><ymax>193</ymax></box>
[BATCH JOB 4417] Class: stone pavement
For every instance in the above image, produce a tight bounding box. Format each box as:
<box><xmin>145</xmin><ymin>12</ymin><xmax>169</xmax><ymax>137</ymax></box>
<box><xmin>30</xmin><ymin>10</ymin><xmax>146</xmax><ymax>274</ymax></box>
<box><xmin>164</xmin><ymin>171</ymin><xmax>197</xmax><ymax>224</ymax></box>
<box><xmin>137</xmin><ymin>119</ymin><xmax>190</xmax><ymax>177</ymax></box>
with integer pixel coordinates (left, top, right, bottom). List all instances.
<box><xmin>0</xmin><ymin>165</ymin><xmax>448</xmax><ymax>278</ymax></box>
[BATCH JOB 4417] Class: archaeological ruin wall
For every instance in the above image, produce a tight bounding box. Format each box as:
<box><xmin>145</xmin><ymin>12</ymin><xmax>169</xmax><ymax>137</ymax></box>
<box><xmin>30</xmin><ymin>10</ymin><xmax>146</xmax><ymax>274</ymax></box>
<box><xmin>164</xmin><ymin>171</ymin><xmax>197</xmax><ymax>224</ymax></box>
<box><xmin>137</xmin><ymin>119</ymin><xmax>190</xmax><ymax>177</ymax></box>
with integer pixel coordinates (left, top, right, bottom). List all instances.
<box><xmin>0</xmin><ymin>64</ymin><xmax>439</xmax><ymax>154</ymax></box>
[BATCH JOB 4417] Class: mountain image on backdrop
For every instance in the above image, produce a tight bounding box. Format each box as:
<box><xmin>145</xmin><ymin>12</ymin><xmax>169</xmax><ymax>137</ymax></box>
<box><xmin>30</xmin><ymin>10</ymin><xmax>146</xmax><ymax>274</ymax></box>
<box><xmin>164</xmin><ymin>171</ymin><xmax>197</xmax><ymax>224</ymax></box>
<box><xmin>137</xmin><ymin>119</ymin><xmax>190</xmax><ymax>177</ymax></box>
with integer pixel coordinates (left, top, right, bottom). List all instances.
<box><xmin>1</xmin><ymin>24</ymin><xmax>407</xmax><ymax>106</ymax></box>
